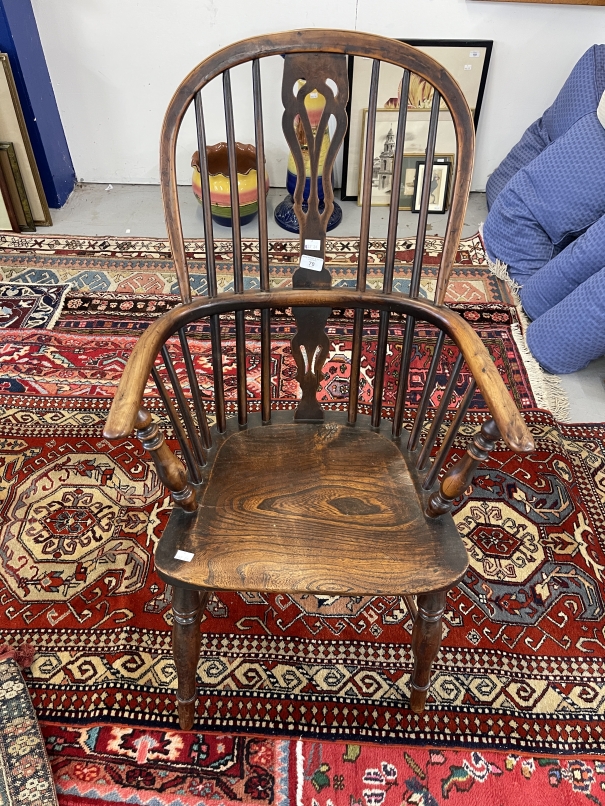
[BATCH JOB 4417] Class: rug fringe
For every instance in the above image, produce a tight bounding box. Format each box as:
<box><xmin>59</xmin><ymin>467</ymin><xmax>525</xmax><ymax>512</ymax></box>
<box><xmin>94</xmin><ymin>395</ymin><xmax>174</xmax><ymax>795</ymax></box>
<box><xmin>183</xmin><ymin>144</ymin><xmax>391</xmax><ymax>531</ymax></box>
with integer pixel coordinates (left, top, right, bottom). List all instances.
<box><xmin>510</xmin><ymin>322</ymin><xmax>570</xmax><ymax>422</ymax></box>
<box><xmin>479</xmin><ymin>224</ymin><xmax>570</xmax><ymax>422</ymax></box>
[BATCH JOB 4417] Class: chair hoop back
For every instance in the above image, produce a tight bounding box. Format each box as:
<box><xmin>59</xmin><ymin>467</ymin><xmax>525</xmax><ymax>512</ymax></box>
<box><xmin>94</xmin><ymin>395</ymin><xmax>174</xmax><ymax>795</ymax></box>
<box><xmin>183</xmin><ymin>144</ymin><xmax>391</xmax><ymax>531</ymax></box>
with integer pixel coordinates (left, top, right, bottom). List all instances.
<box><xmin>159</xmin><ymin>30</ymin><xmax>475</xmax><ymax>306</ymax></box>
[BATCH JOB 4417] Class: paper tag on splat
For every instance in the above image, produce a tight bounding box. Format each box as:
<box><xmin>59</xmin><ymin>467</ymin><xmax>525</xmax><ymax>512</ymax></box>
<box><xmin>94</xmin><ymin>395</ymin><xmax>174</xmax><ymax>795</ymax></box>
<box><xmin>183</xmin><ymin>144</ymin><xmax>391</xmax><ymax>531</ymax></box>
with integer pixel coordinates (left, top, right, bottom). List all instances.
<box><xmin>300</xmin><ymin>254</ymin><xmax>324</xmax><ymax>271</ymax></box>
<box><xmin>304</xmin><ymin>239</ymin><xmax>321</xmax><ymax>251</ymax></box>
<box><xmin>174</xmin><ymin>550</ymin><xmax>194</xmax><ymax>562</ymax></box>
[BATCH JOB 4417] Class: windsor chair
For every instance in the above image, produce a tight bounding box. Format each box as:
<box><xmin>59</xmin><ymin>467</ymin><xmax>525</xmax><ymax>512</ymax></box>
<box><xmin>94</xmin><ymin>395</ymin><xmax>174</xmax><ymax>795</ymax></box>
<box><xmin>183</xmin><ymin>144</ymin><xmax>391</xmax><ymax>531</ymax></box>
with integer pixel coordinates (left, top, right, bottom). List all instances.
<box><xmin>104</xmin><ymin>30</ymin><xmax>534</xmax><ymax>731</ymax></box>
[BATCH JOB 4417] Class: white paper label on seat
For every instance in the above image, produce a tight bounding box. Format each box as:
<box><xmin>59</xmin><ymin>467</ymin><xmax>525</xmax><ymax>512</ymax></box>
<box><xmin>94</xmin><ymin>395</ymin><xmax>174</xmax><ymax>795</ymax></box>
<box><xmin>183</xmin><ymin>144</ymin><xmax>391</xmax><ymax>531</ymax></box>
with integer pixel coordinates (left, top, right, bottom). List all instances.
<box><xmin>174</xmin><ymin>550</ymin><xmax>194</xmax><ymax>562</ymax></box>
<box><xmin>304</xmin><ymin>239</ymin><xmax>321</xmax><ymax>251</ymax></box>
<box><xmin>300</xmin><ymin>254</ymin><xmax>324</xmax><ymax>271</ymax></box>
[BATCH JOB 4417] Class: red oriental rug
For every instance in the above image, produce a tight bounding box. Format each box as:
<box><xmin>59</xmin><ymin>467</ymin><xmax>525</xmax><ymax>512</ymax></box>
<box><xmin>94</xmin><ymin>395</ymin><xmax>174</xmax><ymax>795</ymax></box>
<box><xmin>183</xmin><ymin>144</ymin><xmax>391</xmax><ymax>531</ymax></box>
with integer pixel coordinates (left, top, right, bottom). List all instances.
<box><xmin>42</xmin><ymin>723</ymin><xmax>605</xmax><ymax>805</ymax></box>
<box><xmin>0</xmin><ymin>327</ymin><xmax>602</xmax><ymax>757</ymax></box>
<box><xmin>0</xmin><ymin>231</ymin><xmax>568</xmax><ymax>420</ymax></box>
<box><xmin>0</xmin><ymin>232</ymin><xmax>597</xmax><ymax>805</ymax></box>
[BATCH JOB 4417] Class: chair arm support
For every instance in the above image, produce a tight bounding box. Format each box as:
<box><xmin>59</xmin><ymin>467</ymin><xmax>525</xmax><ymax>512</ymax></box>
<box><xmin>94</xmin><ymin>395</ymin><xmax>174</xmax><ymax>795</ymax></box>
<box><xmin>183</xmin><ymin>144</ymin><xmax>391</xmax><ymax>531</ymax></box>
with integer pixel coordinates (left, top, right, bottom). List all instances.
<box><xmin>425</xmin><ymin>417</ymin><xmax>500</xmax><ymax>518</ymax></box>
<box><xmin>135</xmin><ymin>408</ymin><xmax>197</xmax><ymax>512</ymax></box>
<box><xmin>103</xmin><ymin>289</ymin><xmax>534</xmax><ymax>456</ymax></box>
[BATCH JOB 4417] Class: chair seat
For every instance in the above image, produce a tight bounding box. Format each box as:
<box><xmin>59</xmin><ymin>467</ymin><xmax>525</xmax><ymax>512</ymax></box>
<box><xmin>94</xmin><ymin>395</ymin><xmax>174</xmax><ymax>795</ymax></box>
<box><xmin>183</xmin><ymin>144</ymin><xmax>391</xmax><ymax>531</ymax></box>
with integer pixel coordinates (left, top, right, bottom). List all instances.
<box><xmin>154</xmin><ymin>421</ymin><xmax>468</xmax><ymax>596</ymax></box>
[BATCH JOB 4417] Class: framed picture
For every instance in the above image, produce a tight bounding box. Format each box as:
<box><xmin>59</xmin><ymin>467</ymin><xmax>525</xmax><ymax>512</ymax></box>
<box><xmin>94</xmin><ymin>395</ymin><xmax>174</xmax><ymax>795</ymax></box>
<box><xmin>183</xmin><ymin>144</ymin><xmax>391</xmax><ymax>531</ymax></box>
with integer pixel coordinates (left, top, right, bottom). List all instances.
<box><xmin>0</xmin><ymin>142</ymin><xmax>35</xmax><ymax>231</ymax></box>
<box><xmin>358</xmin><ymin>107</ymin><xmax>455</xmax><ymax>207</ymax></box>
<box><xmin>0</xmin><ymin>164</ymin><xmax>21</xmax><ymax>232</ymax></box>
<box><xmin>412</xmin><ymin>159</ymin><xmax>452</xmax><ymax>214</ymax></box>
<box><xmin>342</xmin><ymin>39</ymin><xmax>492</xmax><ymax>200</ymax></box>
<box><xmin>0</xmin><ymin>54</ymin><xmax>51</xmax><ymax>226</ymax></box>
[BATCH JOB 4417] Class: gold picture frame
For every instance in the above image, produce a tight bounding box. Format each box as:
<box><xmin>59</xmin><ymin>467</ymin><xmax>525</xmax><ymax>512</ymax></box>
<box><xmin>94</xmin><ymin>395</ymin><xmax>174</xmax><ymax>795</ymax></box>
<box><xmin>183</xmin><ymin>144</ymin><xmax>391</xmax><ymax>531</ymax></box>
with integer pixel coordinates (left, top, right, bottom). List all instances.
<box><xmin>0</xmin><ymin>142</ymin><xmax>35</xmax><ymax>231</ymax></box>
<box><xmin>472</xmin><ymin>0</ymin><xmax>605</xmax><ymax>4</ymax></box>
<box><xmin>0</xmin><ymin>54</ymin><xmax>51</xmax><ymax>226</ymax></box>
<box><xmin>0</xmin><ymin>164</ymin><xmax>20</xmax><ymax>232</ymax></box>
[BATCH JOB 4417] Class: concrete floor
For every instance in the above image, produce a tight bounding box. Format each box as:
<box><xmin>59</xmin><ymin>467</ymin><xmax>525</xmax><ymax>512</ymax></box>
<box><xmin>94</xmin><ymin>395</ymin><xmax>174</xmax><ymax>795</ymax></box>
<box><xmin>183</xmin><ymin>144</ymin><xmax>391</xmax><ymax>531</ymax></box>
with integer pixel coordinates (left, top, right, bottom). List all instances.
<box><xmin>45</xmin><ymin>183</ymin><xmax>488</xmax><ymax>240</ymax></box>
<box><xmin>45</xmin><ymin>183</ymin><xmax>605</xmax><ymax>423</ymax></box>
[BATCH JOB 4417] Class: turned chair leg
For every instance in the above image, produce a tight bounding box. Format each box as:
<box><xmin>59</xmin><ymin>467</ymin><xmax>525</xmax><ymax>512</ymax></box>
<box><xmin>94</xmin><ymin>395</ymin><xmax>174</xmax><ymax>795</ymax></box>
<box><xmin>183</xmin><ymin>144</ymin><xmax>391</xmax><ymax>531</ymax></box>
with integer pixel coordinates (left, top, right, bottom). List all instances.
<box><xmin>409</xmin><ymin>590</ymin><xmax>446</xmax><ymax>713</ymax></box>
<box><xmin>172</xmin><ymin>586</ymin><xmax>210</xmax><ymax>730</ymax></box>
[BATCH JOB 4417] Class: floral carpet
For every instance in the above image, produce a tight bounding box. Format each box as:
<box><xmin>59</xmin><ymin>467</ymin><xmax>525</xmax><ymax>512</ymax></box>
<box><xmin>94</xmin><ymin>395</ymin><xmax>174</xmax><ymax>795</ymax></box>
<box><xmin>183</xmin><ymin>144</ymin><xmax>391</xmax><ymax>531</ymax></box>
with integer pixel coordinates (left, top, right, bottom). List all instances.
<box><xmin>43</xmin><ymin>724</ymin><xmax>605</xmax><ymax>805</ymax></box>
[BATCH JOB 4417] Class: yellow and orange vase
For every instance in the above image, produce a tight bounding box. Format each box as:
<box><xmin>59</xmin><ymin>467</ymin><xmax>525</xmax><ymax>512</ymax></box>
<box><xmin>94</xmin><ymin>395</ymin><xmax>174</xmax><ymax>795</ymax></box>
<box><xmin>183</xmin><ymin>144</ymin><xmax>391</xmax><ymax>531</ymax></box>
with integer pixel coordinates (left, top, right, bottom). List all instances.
<box><xmin>191</xmin><ymin>142</ymin><xmax>269</xmax><ymax>227</ymax></box>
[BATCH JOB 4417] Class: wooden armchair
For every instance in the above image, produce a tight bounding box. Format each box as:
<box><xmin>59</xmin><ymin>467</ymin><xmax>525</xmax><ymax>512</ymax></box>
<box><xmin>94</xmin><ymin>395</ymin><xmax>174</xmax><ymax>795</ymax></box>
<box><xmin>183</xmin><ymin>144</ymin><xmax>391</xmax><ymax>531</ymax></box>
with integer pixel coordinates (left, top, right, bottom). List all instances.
<box><xmin>104</xmin><ymin>30</ymin><xmax>534</xmax><ymax>731</ymax></box>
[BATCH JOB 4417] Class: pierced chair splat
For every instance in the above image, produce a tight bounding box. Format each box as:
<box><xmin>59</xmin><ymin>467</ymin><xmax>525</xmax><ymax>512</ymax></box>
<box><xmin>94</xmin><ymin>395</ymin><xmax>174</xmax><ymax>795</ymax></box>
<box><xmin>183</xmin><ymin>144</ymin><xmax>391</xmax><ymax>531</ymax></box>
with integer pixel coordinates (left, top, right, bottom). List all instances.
<box><xmin>103</xmin><ymin>30</ymin><xmax>534</xmax><ymax>732</ymax></box>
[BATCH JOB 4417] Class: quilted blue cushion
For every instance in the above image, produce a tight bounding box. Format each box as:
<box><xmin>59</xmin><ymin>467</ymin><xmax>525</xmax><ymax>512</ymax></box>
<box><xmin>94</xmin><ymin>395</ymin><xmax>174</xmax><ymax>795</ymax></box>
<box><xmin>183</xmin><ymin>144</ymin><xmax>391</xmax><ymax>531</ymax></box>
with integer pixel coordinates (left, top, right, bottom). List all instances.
<box><xmin>486</xmin><ymin>119</ymin><xmax>549</xmax><ymax>210</ymax></box>
<box><xmin>486</xmin><ymin>45</ymin><xmax>605</xmax><ymax>209</ymax></box>
<box><xmin>526</xmin><ymin>264</ymin><xmax>605</xmax><ymax>374</ymax></box>
<box><xmin>542</xmin><ymin>44</ymin><xmax>605</xmax><ymax>141</ymax></box>
<box><xmin>483</xmin><ymin>110</ymin><xmax>605</xmax><ymax>283</ymax></box>
<box><xmin>520</xmin><ymin>212</ymin><xmax>605</xmax><ymax>321</ymax></box>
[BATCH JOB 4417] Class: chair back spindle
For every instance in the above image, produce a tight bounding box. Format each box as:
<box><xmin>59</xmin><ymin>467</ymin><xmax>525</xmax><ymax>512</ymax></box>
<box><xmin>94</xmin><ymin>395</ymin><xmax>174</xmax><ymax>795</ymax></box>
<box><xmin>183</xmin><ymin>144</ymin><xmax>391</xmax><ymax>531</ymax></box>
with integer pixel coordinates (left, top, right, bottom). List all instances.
<box><xmin>252</xmin><ymin>58</ymin><xmax>272</xmax><ymax>424</ymax></box>
<box><xmin>348</xmin><ymin>59</ymin><xmax>379</xmax><ymax>425</ymax></box>
<box><xmin>422</xmin><ymin>378</ymin><xmax>476</xmax><ymax>491</ymax></box>
<box><xmin>193</xmin><ymin>93</ymin><xmax>227</xmax><ymax>433</ymax></box>
<box><xmin>222</xmin><ymin>72</ymin><xmax>248</xmax><ymax>427</ymax></box>
<box><xmin>154</xmin><ymin>32</ymin><xmax>489</xmax><ymax>466</ymax></box>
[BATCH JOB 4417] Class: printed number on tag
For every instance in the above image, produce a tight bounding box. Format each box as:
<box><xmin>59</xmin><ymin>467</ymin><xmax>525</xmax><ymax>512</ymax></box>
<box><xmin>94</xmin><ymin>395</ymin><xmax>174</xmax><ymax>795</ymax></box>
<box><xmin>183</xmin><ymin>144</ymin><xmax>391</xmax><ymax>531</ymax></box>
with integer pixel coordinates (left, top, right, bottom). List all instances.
<box><xmin>304</xmin><ymin>239</ymin><xmax>321</xmax><ymax>251</ymax></box>
<box><xmin>300</xmin><ymin>254</ymin><xmax>324</xmax><ymax>271</ymax></box>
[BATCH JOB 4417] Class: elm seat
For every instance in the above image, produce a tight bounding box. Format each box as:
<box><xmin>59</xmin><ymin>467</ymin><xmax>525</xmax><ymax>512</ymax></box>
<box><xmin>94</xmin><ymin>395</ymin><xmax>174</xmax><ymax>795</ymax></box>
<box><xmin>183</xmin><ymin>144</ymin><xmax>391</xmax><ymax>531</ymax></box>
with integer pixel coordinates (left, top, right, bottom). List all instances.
<box><xmin>155</xmin><ymin>418</ymin><xmax>468</xmax><ymax>595</ymax></box>
<box><xmin>103</xmin><ymin>30</ymin><xmax>534</xmax><ymax>732</ymax></box>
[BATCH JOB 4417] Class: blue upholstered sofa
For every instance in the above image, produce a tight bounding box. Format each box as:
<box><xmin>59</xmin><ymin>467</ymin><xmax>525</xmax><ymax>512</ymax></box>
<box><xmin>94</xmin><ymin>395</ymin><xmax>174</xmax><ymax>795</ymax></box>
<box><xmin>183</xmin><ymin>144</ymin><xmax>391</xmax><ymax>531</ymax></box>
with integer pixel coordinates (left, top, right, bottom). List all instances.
<box><xmin>483</xmin><ymin>46</ymin><xmax>605</xmax><ymax>374</ymax></box>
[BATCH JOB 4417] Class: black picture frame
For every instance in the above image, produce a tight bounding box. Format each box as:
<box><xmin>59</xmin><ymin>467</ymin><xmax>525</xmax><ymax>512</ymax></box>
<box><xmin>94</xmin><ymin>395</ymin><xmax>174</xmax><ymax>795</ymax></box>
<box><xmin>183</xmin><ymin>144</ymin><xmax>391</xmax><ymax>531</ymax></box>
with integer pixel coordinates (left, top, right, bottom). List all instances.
<box><xmin>340</xmin><ymin>39</ymin><xmax>493</xmax><ymax>201</ymax></box>
<box><xmin>412</xmin><ymin>158</ymin><xmax>452</xmax><ymax>214</ymax></box>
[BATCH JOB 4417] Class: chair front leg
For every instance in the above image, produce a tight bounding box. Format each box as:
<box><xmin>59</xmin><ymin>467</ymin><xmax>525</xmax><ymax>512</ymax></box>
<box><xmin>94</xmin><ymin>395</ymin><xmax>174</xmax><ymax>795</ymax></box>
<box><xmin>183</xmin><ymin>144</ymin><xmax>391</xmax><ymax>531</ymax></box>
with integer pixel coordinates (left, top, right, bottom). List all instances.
<box><xmin>409</xmin><ymin>590</ymin><xmax>446</xmax><ymax>713</ymax></box>
<box><xmin>172</xmin><ymin>586</ymin><xmax>210</xmax><ymax>730</ymax></box>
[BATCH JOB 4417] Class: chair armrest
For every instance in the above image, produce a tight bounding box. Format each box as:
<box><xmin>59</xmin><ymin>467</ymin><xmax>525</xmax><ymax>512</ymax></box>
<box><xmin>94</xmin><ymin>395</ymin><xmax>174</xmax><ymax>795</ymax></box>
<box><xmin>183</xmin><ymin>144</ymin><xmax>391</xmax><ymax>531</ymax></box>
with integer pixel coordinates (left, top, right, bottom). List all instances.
<box><xmin>103</xmin><ymin>289</ymin><xmax>534</xmax><ymax>455</ymax></box>
<box><xmin>448</xmin><ymin>314</ymin><xmax>534</xmax><ymax>455</ymax></box>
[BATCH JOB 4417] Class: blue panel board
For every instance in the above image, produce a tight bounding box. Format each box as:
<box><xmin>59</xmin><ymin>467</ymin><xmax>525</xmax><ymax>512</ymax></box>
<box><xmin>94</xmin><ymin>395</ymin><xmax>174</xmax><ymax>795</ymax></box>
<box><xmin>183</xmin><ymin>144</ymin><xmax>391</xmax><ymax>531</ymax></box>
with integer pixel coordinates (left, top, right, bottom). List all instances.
<box><xmin>0</xmin><ymin>0</ymin><xmax>75</xmax><ymax>208</ymax></box>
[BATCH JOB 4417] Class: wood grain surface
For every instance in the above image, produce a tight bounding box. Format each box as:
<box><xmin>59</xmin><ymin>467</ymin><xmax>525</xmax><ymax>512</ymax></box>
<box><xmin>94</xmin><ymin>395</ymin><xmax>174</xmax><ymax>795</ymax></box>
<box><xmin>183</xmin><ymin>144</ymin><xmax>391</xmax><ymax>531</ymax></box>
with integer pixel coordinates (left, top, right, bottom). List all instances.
<box><xmin>154</xmin><ymin>418</ymin><xmax>468</xmax><ymax>595</ymax></box>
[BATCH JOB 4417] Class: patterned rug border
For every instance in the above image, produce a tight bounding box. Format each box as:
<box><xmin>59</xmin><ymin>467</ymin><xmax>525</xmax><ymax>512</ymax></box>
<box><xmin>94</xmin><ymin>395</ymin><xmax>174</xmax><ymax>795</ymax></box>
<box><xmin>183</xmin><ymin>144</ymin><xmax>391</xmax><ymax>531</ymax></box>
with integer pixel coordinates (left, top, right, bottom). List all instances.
<box><xmin>0</xmin><ymin>232</ymin><xmax>489</xmax><ymax>265</ymax></box>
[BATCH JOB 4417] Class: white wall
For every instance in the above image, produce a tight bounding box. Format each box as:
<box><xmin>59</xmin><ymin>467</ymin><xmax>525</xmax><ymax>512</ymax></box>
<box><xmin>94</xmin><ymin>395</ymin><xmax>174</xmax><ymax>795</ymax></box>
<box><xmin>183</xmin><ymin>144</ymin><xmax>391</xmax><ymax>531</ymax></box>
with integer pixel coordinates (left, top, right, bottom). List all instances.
<box><xmin>31</xmin><ymin>0</ymin><xmax>605</xmax><ymax>191</ymax></box>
